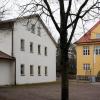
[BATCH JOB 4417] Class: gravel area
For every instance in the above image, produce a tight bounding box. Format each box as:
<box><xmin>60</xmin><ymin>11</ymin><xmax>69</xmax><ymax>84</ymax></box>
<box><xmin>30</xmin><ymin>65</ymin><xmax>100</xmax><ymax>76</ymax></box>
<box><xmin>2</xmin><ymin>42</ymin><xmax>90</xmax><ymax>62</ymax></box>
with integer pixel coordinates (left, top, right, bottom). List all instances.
<box><xmin>0</xmin><ymin>80</ymin><xmax>100</xmax><ymax>100</ymax></box>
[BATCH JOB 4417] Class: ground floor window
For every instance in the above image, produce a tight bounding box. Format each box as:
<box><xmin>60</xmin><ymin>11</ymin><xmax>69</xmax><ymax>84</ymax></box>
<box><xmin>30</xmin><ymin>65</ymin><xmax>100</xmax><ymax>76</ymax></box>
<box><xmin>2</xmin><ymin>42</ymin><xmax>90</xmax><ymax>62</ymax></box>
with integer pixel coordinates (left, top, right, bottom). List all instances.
<box><xmin>30</xmin><ymin>65</ymin><xmax>34</xmax><ymax>76</ymax></box>
<box><xmin>38</xmin><ymin>66</ymin><xmax>41</xmax><ymax>76</ymax></box>
<box><xmin>20</xmin><ymin>64</ymin><xmax>25</xmax><ymax>76</ymax></box>
<box><xmin>45</xmin><ymin>66</ymin><xmax>48</xmax><ymax>76</ymax></box>
<box><xmin>83</xmin><ymin>64</ymin><xmax>90</xmax><ymax>70</ymax></box>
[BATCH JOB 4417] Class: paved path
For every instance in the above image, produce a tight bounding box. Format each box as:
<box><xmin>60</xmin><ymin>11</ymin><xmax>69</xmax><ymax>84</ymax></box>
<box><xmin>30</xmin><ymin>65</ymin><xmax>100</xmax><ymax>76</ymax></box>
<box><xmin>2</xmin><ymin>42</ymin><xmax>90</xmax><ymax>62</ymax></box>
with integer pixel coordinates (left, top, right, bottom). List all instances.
<box><xmin>0</xmin><ymin>81</ymin><xmax>100</xmax><ymax>100</ymax></box>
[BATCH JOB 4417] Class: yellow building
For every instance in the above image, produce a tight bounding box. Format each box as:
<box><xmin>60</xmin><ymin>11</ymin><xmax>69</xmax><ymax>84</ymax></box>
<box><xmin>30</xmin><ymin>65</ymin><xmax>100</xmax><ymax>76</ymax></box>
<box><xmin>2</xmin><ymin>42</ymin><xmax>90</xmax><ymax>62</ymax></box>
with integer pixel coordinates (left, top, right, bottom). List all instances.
<box><xmin>75</xmin><ymin>21</ymin><xmax>100</xmax><ymax>80</ymax></box>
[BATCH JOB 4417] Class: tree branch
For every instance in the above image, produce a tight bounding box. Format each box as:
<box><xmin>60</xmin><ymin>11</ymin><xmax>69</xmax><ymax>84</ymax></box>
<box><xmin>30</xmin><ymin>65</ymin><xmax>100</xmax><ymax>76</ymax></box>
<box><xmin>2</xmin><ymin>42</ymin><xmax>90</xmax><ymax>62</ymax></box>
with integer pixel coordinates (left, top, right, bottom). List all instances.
<box><xmin>68</xmin><ymin>0</ymin><xmax>89</xmax><ymax>44</ymax></box>
<box><xmin>43</xmin><ymin>0</ymin><xmax>60</xmax><ymax>33</ymax></box>
<box><xmin>65</xmin><ymin>0</ymin><xmax>72</xmax><ymax>24</ymax></box>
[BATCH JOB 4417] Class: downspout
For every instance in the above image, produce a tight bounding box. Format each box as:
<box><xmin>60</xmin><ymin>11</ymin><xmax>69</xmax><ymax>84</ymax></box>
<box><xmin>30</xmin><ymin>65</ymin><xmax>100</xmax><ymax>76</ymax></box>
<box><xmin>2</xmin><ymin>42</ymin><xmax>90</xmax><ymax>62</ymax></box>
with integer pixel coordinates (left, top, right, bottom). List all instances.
<box><xmin>11</xmin><ymin>22</ymin><xmax>14</xmax><ymax>57</ymax></box>
<box><xmin>11</xmin><ymin>22</ymin><xmax>16</xmax><ymax>85</ymax></box>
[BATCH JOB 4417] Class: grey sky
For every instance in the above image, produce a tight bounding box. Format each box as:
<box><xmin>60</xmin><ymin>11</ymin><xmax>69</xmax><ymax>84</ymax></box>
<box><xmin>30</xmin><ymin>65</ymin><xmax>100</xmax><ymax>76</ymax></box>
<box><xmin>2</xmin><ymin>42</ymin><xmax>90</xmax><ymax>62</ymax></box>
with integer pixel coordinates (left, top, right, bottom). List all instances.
<box><xmin>1</xmin><ymin>0</ymin><xmax>100</xmax><ymax>42</ymax></box>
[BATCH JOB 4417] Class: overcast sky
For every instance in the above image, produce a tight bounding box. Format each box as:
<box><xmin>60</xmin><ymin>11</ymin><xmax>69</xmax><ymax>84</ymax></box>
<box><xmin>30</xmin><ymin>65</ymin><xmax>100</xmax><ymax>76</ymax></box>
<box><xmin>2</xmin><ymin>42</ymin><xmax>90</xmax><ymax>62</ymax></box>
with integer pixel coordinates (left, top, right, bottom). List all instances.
<box><xmin>1</xmin><ymin>0</ymin><xmax>100</xmax><ymax>42</ymax></box>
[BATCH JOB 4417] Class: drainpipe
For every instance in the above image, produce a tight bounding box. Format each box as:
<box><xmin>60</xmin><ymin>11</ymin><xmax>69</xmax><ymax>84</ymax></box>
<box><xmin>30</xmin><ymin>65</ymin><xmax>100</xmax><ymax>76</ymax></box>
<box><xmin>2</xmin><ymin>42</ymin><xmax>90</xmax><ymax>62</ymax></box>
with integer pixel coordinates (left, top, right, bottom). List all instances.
<box><xmin>91</xmin><ymin>43</ymin><xmax>96</xmax><ymax>83</ymax></box>
<box><xmin>11</xmin><ymin>22</ymin><xmax>14</xmax><ymax>57</ymax></box>
<box><xmin>11</xmin><ymin>22</ymin><xmax>16</xmax><ymax>85</ymax></box>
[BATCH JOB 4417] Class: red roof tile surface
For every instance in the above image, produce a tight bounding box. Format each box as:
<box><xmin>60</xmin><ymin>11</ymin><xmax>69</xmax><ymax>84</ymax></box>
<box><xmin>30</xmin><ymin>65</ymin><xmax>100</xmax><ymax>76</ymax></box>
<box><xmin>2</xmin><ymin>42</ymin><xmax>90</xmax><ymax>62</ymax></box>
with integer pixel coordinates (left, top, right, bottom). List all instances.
<box><xmin>0</xmin><ymin>51</ymin><xmax>15</xmax><ymax>60</ymax></box>
<box><xmin>75</xmin><ymin>21</ymin><xmax>100</xmax><ymax>44</ymax></box>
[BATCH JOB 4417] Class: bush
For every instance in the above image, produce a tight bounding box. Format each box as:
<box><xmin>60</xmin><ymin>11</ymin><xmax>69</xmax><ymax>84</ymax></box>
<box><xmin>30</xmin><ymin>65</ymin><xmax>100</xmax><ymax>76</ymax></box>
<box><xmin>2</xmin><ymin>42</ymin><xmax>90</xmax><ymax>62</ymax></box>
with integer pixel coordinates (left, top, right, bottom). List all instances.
<box><xmin>96</xmin><ymin>71</ymin><xmax>100</xmax><ymax>82</ymax></box>
<box><xmin>97</xmin><ymin>71</ymin><xmax>100</xmax><ymax>76</ymax></box>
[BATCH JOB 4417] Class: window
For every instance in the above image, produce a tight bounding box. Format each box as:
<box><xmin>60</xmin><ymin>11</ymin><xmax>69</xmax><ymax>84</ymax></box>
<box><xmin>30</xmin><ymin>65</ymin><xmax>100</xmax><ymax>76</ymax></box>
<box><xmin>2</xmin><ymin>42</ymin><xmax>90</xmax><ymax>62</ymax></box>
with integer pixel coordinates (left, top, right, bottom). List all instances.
<box><xmin>30</xmin><ymin>65</ymin><xmax>34</xmax><ymax>76</ymax></box>
<box><xmin>44</xmin><ymin>47</ymin><xmax>47</xmax><ymax>56</ymax></box>
<box><xmin>83</xmin><ymin>64</ymin><xmax>90</xmax><ymax>70</ymax></box>
<box><xmin>96</xmin><ymin>34</ymin><xmax>100</xmax><ymax>39</ymax></box>
<box><xmin>38</xmin><ymin>45</ymin><xmax>41</xmax><ymax>55</ymax></box>
<box><xmin>20</xmin><ymin>64</ymin><xmax>25</xmax><ymax>76</ymax></box>
<box><xmin>20</xmin><ymin>39</ymin><xmax>25</xmax><ymax>51</ymax></box>
<box><xmin>31</xmin><ymin>24</ymin><xmax>35</xmax><ymax>33</ymax></box>
<box><xmin>30</xmin><ymin>42</ymin><xmax>33</xmax><ymax>53</ymax></box>
<box><xmin>45</xmin><ymin>66</ymin><xmax>48</xmax><ymax>76</ymax></box>
<box><xmin>37</xmin><ymin>26</ymin><xmax>41</xmax><ymax>36</ymax></box>
<box><xmin>95</xmin><ymin>46</ymin><xmax>100</xmax><ymax>55</ymax></box>
<box><xmin>83</xmin><ymin>46</ymin><xmax>90</xmax><ymax>55</ymax></box>
<box><xmin>38</xmin><ymin>66</ymin><xmax>41</xmax><ymax>76</ymax></box>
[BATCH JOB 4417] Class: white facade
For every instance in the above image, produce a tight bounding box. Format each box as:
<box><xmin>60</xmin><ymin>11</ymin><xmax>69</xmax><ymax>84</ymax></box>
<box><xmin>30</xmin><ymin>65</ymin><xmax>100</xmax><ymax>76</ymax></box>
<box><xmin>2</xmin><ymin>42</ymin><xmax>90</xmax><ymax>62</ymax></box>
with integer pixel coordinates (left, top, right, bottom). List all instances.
<box><xmin>0</xmin><ymin>30</ymin><xmax>12</xmax><ymax>55</ymax></box>
<box><xmin>0</xmin><ymin>15</ymin><xmax>56</xmax><ymax>85</ymax></box>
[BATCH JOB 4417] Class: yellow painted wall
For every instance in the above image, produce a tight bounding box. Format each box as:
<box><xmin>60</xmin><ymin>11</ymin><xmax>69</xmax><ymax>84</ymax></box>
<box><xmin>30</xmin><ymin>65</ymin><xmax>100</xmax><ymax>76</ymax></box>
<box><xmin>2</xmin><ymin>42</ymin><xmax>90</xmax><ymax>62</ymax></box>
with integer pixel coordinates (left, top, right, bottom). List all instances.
<box><xmin>76</xmin><ymin>45</ymin><xmax>93</xmax><ymax>76</ymax></box>
<box><xmin>91</xmin><ymin>24</ymin><xmax>100</xmax><ymax>39</ymax></box>
<box><xmin>76</xmin><ymin>23</ymin><xmax>100</xmax><ymax>77</ymax></box>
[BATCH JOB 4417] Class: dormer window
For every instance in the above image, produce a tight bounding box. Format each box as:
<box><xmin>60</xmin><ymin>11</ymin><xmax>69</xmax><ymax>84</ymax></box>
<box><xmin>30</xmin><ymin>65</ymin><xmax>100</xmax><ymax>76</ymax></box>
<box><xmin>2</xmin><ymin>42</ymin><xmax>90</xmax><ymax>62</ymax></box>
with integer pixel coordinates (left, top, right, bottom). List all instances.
<box><xmin>31</xmin><ymin>24</ymin><xmax>35</xmax><ymax>33</ymax></box>
<box><xmin>96</xmin><ymin>34</ymin><xmax>100</xmax><ymax>39</ymax></box>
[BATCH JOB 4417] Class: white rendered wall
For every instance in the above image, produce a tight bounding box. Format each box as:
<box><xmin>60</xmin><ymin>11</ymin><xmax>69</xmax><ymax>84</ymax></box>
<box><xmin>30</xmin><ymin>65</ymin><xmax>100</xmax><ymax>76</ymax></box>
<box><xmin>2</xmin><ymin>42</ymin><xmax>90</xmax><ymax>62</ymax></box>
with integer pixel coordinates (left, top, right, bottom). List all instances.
<box><xmin>0</xmin><ymin>30</ymin><xmax>12</xmax><ymax>55</ymax></box>
<box><xmin>0</xmin><ymin>60</ymin><xmax>13</xmax><ymax>85</ymax></box>
<box><xmin>13</xmin><ymin>18</ymin><xmax>56</xmax><ymax>84</ymax></box>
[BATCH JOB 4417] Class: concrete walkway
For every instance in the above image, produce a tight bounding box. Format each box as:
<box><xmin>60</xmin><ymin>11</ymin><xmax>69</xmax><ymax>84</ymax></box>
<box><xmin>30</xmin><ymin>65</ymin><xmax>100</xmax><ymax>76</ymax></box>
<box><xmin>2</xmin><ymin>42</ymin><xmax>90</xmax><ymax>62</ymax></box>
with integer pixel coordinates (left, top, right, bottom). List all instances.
<box><xmin>0</xmin><ymin>81</ymin><xmax>100</xmax><ymax>100</ymax></box>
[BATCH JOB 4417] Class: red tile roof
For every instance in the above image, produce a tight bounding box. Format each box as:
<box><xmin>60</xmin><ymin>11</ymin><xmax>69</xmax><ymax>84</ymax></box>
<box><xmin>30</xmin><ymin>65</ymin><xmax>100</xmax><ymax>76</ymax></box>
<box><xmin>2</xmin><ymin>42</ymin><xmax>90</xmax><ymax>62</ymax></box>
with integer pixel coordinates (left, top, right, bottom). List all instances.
<box><xmin>0</xmin><ymin>51</ymin><xmax>15</xmax><ymax>60</ymax></box>
<box><xmin>75</xmin><ymin>20</ymin><xmax>100</xmax><ymax>44</ymax></box>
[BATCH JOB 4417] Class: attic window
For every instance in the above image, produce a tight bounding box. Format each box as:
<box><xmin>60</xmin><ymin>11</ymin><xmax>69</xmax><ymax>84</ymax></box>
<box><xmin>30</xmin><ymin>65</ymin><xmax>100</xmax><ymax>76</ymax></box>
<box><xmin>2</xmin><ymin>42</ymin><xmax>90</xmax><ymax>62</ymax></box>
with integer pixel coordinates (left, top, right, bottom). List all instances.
<box><xmin>37</xmin><ymin>26</ymin><xmax>41</xmax><ymax>36</ymax></box>
<box><xmin>31</xmin><ymin>24</ymin><xmax>35</xmax><ymax>33</ymax></box>
<box><xmin>96</xmin><ymin>34</ymin><xmax>100</xmax><ymax>39</ymax></box>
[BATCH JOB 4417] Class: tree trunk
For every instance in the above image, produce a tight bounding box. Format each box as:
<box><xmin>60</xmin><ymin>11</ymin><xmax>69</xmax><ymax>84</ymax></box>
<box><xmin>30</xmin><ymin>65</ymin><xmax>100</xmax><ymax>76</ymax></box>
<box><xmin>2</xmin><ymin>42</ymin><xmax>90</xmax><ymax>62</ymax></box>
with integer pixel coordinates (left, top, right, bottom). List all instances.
<box><xmin>60</xmin><ymin>33</ymin><xmax>69</xmax><ymax>100</ymax></box>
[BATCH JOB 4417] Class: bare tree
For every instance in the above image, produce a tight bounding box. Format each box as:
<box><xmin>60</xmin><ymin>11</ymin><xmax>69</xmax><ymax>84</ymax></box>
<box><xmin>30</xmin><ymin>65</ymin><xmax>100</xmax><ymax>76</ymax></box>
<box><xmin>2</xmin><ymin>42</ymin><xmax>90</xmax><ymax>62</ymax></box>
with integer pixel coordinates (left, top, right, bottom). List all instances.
<box><xmin>18</xmin><ymin>0</ymin><xmax>100</xmax><ymax>100</ymax></box>
<box><xmin>0</xmin><ymin>0</ymin><xmax>9</xmax><ymax>20</ymax></box>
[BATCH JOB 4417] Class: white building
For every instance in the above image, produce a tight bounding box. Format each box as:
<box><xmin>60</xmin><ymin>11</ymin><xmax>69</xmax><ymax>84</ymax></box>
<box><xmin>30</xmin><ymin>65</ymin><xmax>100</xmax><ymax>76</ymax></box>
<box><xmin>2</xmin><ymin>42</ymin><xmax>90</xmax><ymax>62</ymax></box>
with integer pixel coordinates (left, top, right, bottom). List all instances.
<box><xmin>0</xmin><ymin>15</ymin><xmax>56</xmax><ymax>85</ymax></box>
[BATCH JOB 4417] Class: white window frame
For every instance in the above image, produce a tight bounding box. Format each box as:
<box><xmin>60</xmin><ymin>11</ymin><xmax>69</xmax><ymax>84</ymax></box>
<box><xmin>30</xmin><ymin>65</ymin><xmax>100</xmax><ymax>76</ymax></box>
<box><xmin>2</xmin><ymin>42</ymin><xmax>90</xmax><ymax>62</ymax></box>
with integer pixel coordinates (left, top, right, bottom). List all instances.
<box><xmin>38</xmin><ymin>45</ymin><xmax>41</xmax><ymax>55</ymax></box>
<box><xmin>30</xmin><ymin>65</ymin><xmax>34</xmax><ymax>76</ymax></box>
<box><xmin>38</xmin><ymin>66</ymin><xmax>41</xmax><ymax>76</ymax></box>
<box><xmin>83</xmin><ymin>64</ymin><xmax>90</xmax><ymax>70</ymax></box>
<box><xmin>95</xmin><ymin>46</ymin><xmax>100</xmax><ymax>55</ymax></box>
<box><xmin>45</xmin><ymin>46</ymin><xmax>47</xmax><ymax>56</ymax></box>
<box><xmin>37</xmin><ymin>26</ymin><xmax>41</xmax><ymax>36</ymax></box>
<box><xmin>20</xmin><ymin>39</ymin><xmax>25</xmax><ymax>51</ymax></box>
<box><xmin>31</xmin><ymin>24</ymin><xmax>35</xmax><ymax>33</ymax></box>
<box><xmin>96</xmin><ymin>33</ymin><xmax>100</xmax><ymax>39</ymax></box>
<box><xmin>83</xmin><ymin>46</ymin><xmax>90</xmax><ymax>55</ymax></box>
<box><xmin>20</xmin><ymin>64</ymin><xmax>25</xmax><ymax>76</ymax></box>
<box><xmin>30</xmin><ymin>42</ymin><xmax>33</xmax><ymax>53</ymax></box>
<box><xmin>45</xmin><ymin>66</ymin><xmax>48</xmax><ymax>76</ymax></box>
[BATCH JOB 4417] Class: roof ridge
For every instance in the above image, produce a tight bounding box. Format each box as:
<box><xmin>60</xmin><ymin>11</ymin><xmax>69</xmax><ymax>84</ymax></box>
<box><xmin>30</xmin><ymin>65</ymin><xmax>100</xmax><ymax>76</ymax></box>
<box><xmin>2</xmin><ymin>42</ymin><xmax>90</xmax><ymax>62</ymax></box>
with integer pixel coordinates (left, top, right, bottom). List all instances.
<box><xmin>75</xmin><ymin>20</ymin><xmax>100</xmax><ymax>44</ymax></box>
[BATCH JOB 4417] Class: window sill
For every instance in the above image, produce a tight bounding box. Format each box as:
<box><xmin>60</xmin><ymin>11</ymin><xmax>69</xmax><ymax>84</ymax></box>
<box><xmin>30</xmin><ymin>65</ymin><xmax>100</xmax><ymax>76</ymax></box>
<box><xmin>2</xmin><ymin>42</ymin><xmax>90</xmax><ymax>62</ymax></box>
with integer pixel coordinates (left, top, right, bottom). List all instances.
<box><xmin>21</xmin><ymin>50</ymin><xmax>25</xmax><ymax>51</ymax></box>
<box><xmin>21</xmin><ymin>74</ymin><xmax>25</xmax><ymax>76</ymax></box>
<box><xmin>30</xmin><ymin>74</ymin><xmax>34</xmax><ymax>76</ymax></box>
<box><xmin>30</xmin><ymin>52</ymin><xmax>33</xmax><ymax>53</ymax></box>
